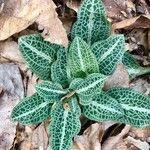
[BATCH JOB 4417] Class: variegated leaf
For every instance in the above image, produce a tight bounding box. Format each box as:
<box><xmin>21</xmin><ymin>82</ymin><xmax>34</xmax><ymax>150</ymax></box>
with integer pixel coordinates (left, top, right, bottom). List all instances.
<box><xmin>71</xmin><ymin>0</ymin><xmax>111</xmax><ymax>45</ymax></box>
<box><xmin>36</xmin><ymin>81</ymin><xmax>68</xmax><ymax>102</ymax></box>
<box><xmin>107</xmin><ymin>87</ymin><xmax>150</xmax><ymax>127</ymax></box>
<box><xmin>18</xmin><ymin>34</ymin><xmax>62</xmax><ymax>80</ymax></box>
<box><xmin>122</xmin><ymin>52</ymin><xmax>150</xmax><ymax>79</ymax></box>
<box><xmin>51</xmin><ymin>47</ymin><xmax>69</xmax><ymax>87</ymax></box>
<box><xmin>82</xmin><ymin>92</ymin><xmax>124</xmax><ymax>121</ymax></box>
<box><xmin>11</xmin><ymin>93</ymin><xmax>52</xmax><ymax>125</ymax></box>
<box><xmin>91</xmin><ymin>35</ymin><xmax>125</xmax><ymax>75</ymax></box>
<box><xmin>49</xmin><ymin>96</ymin><xmax>81</xmax><ymax>150</ymax></box>
<box><xmin>68</xmin><ymin>37</ymin><xmax>99</xmax><ymax>78</ymax></box>
<box><xmin>70</xmin><ymin>73</ymin><xmax>107</xmax><ymax>105</ymax></box>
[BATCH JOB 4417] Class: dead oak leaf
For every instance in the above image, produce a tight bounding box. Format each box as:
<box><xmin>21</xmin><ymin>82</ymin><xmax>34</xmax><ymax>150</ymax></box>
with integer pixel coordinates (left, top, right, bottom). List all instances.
<box><xmin>0</xmin><ymin>0</ymin><xmax>68</xmax><ymax>47</ymax></box>
<box><xmin>112</xmin><ymin>15</ymin><xmax>150</xmax><ymax>31</ymax></box>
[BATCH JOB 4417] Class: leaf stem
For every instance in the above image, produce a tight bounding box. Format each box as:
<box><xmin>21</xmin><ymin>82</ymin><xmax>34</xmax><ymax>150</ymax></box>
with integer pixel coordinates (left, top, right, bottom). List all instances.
<box><xmin>61</xmin><ymin>91</ymin><xmax>76</xmax><ymax>102</ymax></box>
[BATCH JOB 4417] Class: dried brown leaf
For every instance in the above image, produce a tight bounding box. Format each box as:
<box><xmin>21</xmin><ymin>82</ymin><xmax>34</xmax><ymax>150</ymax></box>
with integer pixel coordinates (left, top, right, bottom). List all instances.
<box><xmin>0</xmin><ymin>39</ymin><xmax>23</xmax><ymax>63</ymax></box>
<box><xmin>0</xmin><ymin>64</ymin><xmax>24</xmax><ymax>150</ymax></box>
<box><xmin>112</xmin><ymin>15</ymin><xmax>150</xmax><ymax>31</ymax></box>
<box><xmin>0</xmin><ymin>0</ymin><xmax>68</xmax><ymax>47</ymax></box>
<box><xmin>73</xmin><ymin>122</ymin><xmax>116</xmax><ymax>150</ymax></box>
<box><xmin>126</xmin><ymin>136</ymin><xmax>150</xmax><ymax>150</ymax></box>
<box><xmin>66</xmin><ymin>0</ymin><xmax>81</xmax><ymax>12</ymax></box>
<box><xmin>104</xmin><ymin>64</ymin><xmax>130</xmax><ymax>90</ymax></box>
<box><xmin>31</xmin><ymin>123</ymin><xmax>49</xmax><ymax>150</ymax></box>
<box><xmin>102</xmin><ymin>125</ymin><xmax>131</xmax><ymax>150</ymax></box>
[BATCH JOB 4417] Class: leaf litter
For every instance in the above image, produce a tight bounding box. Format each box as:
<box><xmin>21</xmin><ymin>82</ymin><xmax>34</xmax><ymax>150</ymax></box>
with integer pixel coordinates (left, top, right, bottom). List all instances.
<box><xmin>0</xmin><ymin>0</ymin><xmax>150</xmax><ymax>149</ymax></box>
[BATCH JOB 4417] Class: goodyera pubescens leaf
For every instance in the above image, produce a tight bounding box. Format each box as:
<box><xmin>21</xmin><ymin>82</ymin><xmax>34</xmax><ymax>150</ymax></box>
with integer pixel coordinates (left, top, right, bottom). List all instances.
<box><xmin>68</xmin><ymin>37</ymin><xmax>99</xmax><ymax>78</ymax></box>
<box><xmin>36</xmin><ymin>81</ymin><xmax>68</xmax><ymax>102</ymax></box>
<box><xmin>51</xmin><ymin>47</ymin><xmax>69</xmax><ymax>87</ymax></box>
<box><xmin>82</xmin><ymin>92</ymin><xmax>124</xmax><ymax>121</ymax></box>
<box><xmin>71</xmin><ymin>0</ymin><xmax>111</xmax><ymax>45</ymax></box>
<box><xmin>11</xmin><ymin>0</ymin><xmax>150</xmax><ymax>150</ymax></box>
<box><xmin>122</xmin><ymin>52</ymin><xmax>150</xmax><ymax>79</ymax></box>
<box><xmin>70</xmin><ymin>73</ymin><xmax>107</xmax><ymax>105</ymax></box>
<box><xmin>19</xmin><ymin>34</ymin><xmax>62</xmax><ymax>80</ymax></box>
<box><xmin>107</xmin><ymin>87</ymin><xmax>150</xmax><ymax>128</ymax></box>
<box><xmin>92</xmin><ymin>34</ymin><xmax>125</xmax><ymax>75</ymax></box>
<box><xmin>49</xmin><ymin>97</ymin><xmax>81</xmax><ymax>150</ymax></box>
<box><xmin>11</xmin><ymin>93</ymin><xmax>52</xmax><ymax>125</ymax></box>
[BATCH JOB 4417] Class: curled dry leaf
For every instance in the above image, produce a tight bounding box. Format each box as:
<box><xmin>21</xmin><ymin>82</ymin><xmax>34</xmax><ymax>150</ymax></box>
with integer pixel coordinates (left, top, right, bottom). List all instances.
<box><xmin>102</xmin><ymin>125</ymin><xmax>131</xmax><ymax>150</ymax></box>
<box><xmin>129</xmin><ymin>126</ymin><xmax>150</xmax><ymax>142</ymax></box>
<box><xmin>130</xmin><ymin>79</ymin><xmax>150</xmax><ymax>96</ymax></box>
<box><xmin>73</xmin><ymin>122</ymin><xmax>116</xmax><ymax>150</ymax></box>
<box><xmin>0</xmin><ymin>64</ymin><xmax>24</xmax><ymax>150</ymax></box>
<box><xmin>148</xmin><ymin>30</ymin><xmax>150</xmax><ymax>49</ymax></box>
<box><xmin>0</xmin><ymin>39</ymin><xmax>23</xmax><ymax>63</ymax></box>
<box><xmin>73</xmin><ymin>123</ymin><xmax>102</xmax><ymax>150</ymax></box>
<box><xmin>126</xmin><ymin>136</ymin><xmax>150</xmax><ymax>150</ymax></box>
<box><xmin>104</xmin><ymin>64</ymin><xmax>130</xmax><ymax>90</ymax></box>
<box><xmin>0</xmin><ymin>0</ymin><xmax>68</xmax><ymax>47</ymax></box>
<box><xmin>102</xmin><ymin>0</ymin><xmax>129</xmax><ymax>22</ymax></box>
<box><xmin>66</xmin><ymin>0</ymin><xmax>81</xmax><ymax>12</ymax></box>
<box><xmin>112</xmin><ymin>15</ymin><xmax>150</xmax><ymax>31</ymax></box>
<box><xmin>0</xmin><ymin>0</ymin><xmax>4</xmax><ymax>13</ymax></box>
<box><xmin>31</xmin><ymin>123</ymin><xmax>49</xmax><ymax>150</ymax></box>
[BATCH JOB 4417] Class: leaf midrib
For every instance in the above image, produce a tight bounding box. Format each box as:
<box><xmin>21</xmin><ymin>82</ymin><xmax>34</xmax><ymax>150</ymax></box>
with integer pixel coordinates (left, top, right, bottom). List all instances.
<box><xmin>13</xmin><ymin>101</ymin><xmax>50</xmax><ymax>120</ymax></box>
<box><xmin>98</xmin><ymin>38</ymin><xmax>121</xmax><ymax>63</ymax></box>
<box><xmin>20</xmin><ymin>38</ymin><xmax>52</xmax><ymax>62</ymax></box>
<box><xmin>59</xmin><ymin>110</ymin><xmax>68</xmax><ymax>150</ymax></box>
<box><xmin>76</xmin><ymin>78</ymin><xmax>104</xmax><ymax>93</ymax></box>
<box><xmin>121</xmin><ymin>104</ymin><xmax>150</xmax><ymax>113</ymax></box>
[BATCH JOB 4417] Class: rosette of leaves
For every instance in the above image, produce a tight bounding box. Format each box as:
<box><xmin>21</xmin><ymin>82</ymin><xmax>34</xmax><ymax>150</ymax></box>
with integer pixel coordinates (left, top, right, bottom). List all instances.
<box><xmin>11</xmin><ymin>0</ymin><xmax>150</xmax><ymax>150</ymax></box>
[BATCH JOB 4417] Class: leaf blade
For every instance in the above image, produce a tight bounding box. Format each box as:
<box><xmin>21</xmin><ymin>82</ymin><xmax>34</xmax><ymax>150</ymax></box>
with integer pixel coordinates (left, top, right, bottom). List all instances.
<box><xmin>71</xmin><ymin>0</ymin><xmax>111</xmax><ymax>44</ymax></box>
<box><xmin>49</xmin><ymin>97</ymin><xmax>81</xmax><ymax>150</ymax></box>
<box><xmin>68</xmin><ymin>37</ymin><xmax>99</xmax><ymax>78</ymax></box>
<box><xmin>92</xmin><ymin>35</ymin><xmax>125</xmax><ymax>75</ymax></box>
<box><xmin>51</xmin><ymin>47</ymin><xmax>69</xmax><ymax>87</ymax></box>
<box><xmin>122</xmin><ymin>52</ymin><xmax>150</xmax><ymax>79</ymax></box>
<box><xmin>18</xmin><ymin>34</ymin><xmax>61</xmax><ymax>80</ymax></box>
<box><xmin>107</xmin><ymin>87</ymin><xmax>150</xmax><ymax>127</ymax></box>
<box><xmin>70</xmin><ymin>73</ymin><xmax>107</xmax><ymax>105</ymax></box>
<box><xmin>11</xmin><ymin>93</ymin><xmax>52</xmax><ymax>125</ymax></box>
<box><xmin>82</xmin><ymin>92</ymin><xmax>124</xmax><ymax>121</ymax></box>
<box><xmin>36</xmin><ymin>81</ymin><xmax>68</xmax><ymax>102</ymax></box>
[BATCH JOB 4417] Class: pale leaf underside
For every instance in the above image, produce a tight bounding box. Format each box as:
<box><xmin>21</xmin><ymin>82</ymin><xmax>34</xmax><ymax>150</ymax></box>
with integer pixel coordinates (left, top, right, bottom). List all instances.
<box><xmin>122</xmin><ymin>52</ymin><xmax>150</xmax><ymax>79</ymax></box>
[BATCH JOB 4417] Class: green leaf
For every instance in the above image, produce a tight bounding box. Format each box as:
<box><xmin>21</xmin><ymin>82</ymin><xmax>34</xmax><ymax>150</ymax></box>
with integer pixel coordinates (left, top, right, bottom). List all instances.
<box><xmin>82</xmin><ymin>92</ymin><xmax>124</xmax><ymax>121</ymax></box>
<box><xmin>68</xmin><ymin>37</ymin><xmax>99</xmax><ymax>78</ymax></box>
<box><xmin>71</xmin><ymin>0</ymin><xmax>111</xmax><ymax>45</ymax></box>
<box><xmin>70</xmin><ymin>73</ymin><xmax>107</xmax><ymax>105</ymax></box>
<box><xmin>51</xmin><ymin>47</ymin><xmax>69</xmax><ymax>87</ymax></box>
<box><xmin>91</xmin><ymin>34</ymin><xmax>125</xmax><ymax>75</ymax></box>
<box><xmin>49</xmin><ymin>96</ymin><xmax>81</xmax><ymax>150</ymax></box>
<box><xmin>18</xmin><ymin>34</ymin><xmax>62</xmax><ymax>80</ymax></box>
<box><xmin>11</xmin><ymin>93</ymin><xmax>52</xmax><ymax>125</ymax></box>
<box><xmin>122</xmin><ymin>52</ymin><xmax>150</xmax><ymax>79</ymax></box>
<box><xmin>36</xmin><ymin>81</ymin><xmax>68</xmax><ymax>102</ymax></box>
<box><xmin>107</xmin><ymin>87</ymin><xmax>150</xmax><ymax>127</ymax></box>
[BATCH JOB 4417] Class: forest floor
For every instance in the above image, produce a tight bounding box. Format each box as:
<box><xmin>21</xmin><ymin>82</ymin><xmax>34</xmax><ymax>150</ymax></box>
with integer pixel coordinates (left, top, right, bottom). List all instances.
<box><xmin>0</xmin><ymin>0</ymin><xmax>150</xmax><ymax>150</ymax></box>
